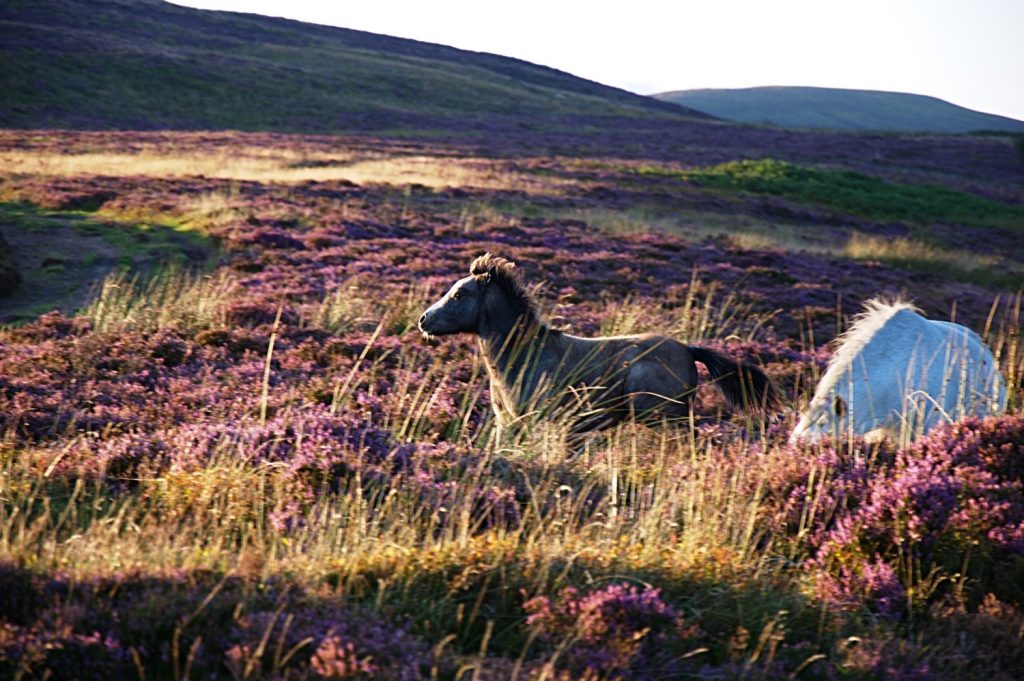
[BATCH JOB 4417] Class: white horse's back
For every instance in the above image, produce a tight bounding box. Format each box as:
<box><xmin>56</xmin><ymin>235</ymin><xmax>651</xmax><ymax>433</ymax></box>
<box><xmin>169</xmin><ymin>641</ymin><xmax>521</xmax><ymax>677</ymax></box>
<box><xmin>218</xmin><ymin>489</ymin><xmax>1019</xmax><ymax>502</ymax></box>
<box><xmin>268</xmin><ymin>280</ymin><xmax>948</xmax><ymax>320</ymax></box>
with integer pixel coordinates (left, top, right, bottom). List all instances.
<box><xmin>792</xmin><ymin>299</ymin><xmax>1006</xmax><ymax>444</ymax></box>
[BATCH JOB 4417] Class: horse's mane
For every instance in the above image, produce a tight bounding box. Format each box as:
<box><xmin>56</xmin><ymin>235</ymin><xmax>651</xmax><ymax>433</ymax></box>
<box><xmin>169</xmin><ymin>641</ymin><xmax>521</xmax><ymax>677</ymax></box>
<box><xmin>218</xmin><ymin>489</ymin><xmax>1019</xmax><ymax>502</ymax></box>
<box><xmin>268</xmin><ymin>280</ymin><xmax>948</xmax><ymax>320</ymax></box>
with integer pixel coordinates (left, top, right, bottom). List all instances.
<box><xmin>813</xmin><ymin>297</ymin><xmax>921</xmax><ymax>401</ymax></box>
<box><xmin>470</xmin><ymin>253</ymin><xmax>543</xmax><ymax>322</ymax></box>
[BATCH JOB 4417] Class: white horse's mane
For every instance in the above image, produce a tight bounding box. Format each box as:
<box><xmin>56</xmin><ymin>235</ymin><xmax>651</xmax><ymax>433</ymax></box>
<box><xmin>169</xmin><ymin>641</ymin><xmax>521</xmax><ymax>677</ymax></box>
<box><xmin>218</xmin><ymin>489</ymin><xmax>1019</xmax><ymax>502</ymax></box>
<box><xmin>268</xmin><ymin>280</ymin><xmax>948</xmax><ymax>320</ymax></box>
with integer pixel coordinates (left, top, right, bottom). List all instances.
<box><xmin>812</xmin><ymin>297</ymin><xmax>921</xmax><ymax>402</ymax></box>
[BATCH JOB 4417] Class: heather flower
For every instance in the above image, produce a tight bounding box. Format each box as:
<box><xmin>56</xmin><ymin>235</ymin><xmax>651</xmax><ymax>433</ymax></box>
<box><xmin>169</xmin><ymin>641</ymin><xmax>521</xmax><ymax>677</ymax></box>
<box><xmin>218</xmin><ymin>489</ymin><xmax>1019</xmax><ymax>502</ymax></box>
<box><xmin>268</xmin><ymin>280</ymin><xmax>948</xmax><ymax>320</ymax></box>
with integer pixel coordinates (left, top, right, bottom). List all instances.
<box><xmin>524</xmin><ymin>583</ymin><xmax>689</xmax><ymax>679</ymax></box>
<box><xmin>811</xmin><ymin>415</ymin><xmax>1024</xmax><ymax>614</ymax></box>
<box><xmin>240</xmin><ymin>226</ymin><xmax>307</xmax><ymax>250</ymax></box>
<box><xmin>309</xmin><ymin>635</ymin><xmax>378</xmax><ymax>678</ymax></box>
<box><xmin>228</xmin><ymin>605</ymin><xmax>430</xmax><ymax>680</ymax></box>
<box><xmin>0</xmin><ymin>622</ymin><xmax>133</xmax><ymax>680</ymax></box>
<box><xmin>814</xmin><ymin>555</ymin><xmax>907</xmax><ymax>617</ymax></box>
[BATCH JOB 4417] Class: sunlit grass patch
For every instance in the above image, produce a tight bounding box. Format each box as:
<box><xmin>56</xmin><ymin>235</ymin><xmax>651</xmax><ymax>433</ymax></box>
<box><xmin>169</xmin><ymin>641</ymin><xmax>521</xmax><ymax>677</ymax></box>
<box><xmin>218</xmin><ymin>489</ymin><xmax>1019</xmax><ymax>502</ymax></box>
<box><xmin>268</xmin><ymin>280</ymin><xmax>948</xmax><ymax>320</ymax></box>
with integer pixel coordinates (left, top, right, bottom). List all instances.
<box><xmin>496</xmin><ymin>203</ymin><xmax>841</xmax><ymax>255</ymax></box>
<box><xmin>842</xmin><ymin>232</ymin><xmax>1019</xmax><ymax>286</ymax></box>
<box><xmin>983</xmin><ymin>293</ymin><xmax>1024</xmax><ymax>410</ymax></box>
<box><xmin>140</xmin><ymin>458</ymin><xmax>286</xmax><ymax>535</ymax></box>
<box><xmin>0</xmin><ymin>146</ymin><xmax>357</xmax><ymax>181</ymax></box>
<box><xmin>307</xmin><ymin>284</ymin><xmax>378</xmax><ymax>337</ymax></box>
<box><xmin>0</xmin><ymin>147</ymin><xmax>575</xmax><ymax>193</ymax></box>
<box><xmin>598</xmin><ymin>272</ymin><xmax>776</xmax><ymax>344</ymax></box>
<box><xmin>454</xmin><ymin>200</ymin><xmax>522</xmax><ymax>233</ymax></box>
<box><xmin>548</xmin><ymin>202</ymin><xmax>1022</xmax><ymax>288</ymax></box>
<box><xmin>82</xmin><ymin>267</ymin><xmax>238</xmax><ymax>334</ymax></box>
<box><xmin>178</xmin><ymin>189</ymin><xmax>252</xmax><ymax>234</ymax></box>
<box><xmin>306</xmin><ymin>277</ymin><xmax>437</xmax><ymax>338</ymax></box>
<box><xmin>0</xmin><ymin>201</ymin><xmax>212</xmax><ymax>262</ymax></box>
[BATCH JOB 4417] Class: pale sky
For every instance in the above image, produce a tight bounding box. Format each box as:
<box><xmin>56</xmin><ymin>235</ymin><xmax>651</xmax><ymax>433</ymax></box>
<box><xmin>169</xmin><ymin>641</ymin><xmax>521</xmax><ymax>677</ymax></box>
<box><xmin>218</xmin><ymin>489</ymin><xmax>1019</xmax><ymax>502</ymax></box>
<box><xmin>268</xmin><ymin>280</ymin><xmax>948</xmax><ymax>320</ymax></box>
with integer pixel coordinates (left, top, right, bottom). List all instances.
<box><xmin>171</xmin><ymin>0</ymin><xmax>1024</xmax><ymax>122</ymax></box>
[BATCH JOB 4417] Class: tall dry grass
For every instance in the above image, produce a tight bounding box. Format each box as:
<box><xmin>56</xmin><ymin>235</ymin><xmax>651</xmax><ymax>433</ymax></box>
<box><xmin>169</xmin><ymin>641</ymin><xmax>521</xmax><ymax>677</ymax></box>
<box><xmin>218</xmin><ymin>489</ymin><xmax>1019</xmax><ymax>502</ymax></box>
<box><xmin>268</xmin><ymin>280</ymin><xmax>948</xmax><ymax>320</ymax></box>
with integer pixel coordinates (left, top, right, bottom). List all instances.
<box><xmin>4</xmin><ymin>275</ymin><xmax>1022</xmax><ymax>678</ymax></box>
<box><xmin>3</xmin><ymin>277</ymin><xmax>804</xmax><ymax>567</ymax></box>
<box><xmin>82</xmin><ymin>266</ymin><xmax>237</xmax><ymax>334</ymax></box>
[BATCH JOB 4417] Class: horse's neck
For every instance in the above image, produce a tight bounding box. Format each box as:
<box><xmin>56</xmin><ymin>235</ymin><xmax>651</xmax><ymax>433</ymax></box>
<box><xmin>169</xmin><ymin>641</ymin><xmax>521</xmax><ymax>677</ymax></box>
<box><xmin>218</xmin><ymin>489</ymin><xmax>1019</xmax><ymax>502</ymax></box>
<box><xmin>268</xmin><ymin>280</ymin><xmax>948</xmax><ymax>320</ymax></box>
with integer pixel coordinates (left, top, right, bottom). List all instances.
<box><xmin>478</xmin><ymin>315</ymin><xmax>553</xmax><ymax>395</ymax></box>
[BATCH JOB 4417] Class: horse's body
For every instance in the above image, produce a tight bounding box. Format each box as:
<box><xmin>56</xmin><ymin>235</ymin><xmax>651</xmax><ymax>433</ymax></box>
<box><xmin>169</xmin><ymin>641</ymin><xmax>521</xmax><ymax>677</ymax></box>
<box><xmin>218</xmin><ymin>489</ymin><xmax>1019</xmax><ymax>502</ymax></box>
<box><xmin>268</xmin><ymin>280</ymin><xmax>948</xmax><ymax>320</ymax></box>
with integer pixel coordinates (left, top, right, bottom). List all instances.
<box><xmin>419</xmin><ymin>254</ymin><xmax>778</xmax><ymax>441</ymax></box>
<box><xmin>791</xmin><ymin>299</ymin><xmax>1006</xmax><ymax>444</ymax></box>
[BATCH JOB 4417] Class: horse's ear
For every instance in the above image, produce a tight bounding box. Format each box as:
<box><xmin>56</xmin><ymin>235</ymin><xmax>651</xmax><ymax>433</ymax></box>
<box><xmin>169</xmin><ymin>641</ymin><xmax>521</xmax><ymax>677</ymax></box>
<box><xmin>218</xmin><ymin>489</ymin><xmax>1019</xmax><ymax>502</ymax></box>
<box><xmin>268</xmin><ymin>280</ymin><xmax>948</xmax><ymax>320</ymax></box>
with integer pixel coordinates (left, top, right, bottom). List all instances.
<box><xmin>833</xmin><ymin>395</ymin><xmax>847</xmax><ymax>417</ymax></box>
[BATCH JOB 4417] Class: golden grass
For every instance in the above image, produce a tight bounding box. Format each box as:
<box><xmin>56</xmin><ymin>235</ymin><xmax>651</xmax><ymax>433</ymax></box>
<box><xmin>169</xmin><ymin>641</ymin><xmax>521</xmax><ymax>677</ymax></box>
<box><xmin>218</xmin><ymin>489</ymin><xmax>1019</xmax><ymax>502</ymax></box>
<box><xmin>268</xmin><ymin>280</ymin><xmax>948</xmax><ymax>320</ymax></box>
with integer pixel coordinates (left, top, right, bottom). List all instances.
<box><xmin>183</xmin><ymin>190</ymin><xmax>248</xmax><ymax>230</ymax></box>
<box><xmin>559</xmin><ymin>207</ymin><xmax>838</xmax><ymax>254</ymax></box>
<box><xmin>0</xmin><ymin>421</ymin><xmax>784</xmax><ymax>585</ymax></box>
<box><xmin>82</xmin><ymin>267</ymin><xmax>238</xmax><ymax>334</ymax></box>
<box><xmin>597</xmin><ymin>273</ymin><xmax>775</xmax><ymax>344</ymax></box>
<box><xmin>565</xmin><ymin>207</ymin><xmax>1021</xmax><ymax>283</ymax></box>
<box><xmin>842</xmin><ymin>233</ymin><xmax>1002</xmax><ymax>271</ymax></box>
<box><xmin>0</xmin><ymin>148</ymin><xmax>573</xmax><ymax>193</ymax></box>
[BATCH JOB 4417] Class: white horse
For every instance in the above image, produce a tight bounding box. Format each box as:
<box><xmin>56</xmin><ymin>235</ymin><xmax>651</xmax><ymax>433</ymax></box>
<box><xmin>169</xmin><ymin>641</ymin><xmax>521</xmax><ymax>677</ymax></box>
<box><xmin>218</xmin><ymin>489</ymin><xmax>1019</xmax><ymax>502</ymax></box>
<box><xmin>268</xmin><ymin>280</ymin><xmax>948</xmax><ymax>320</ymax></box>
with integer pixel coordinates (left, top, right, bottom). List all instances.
<box><xmin>791</xmin><ymin>299</ymin><xmax>1006</xmax><ymax>444</ymax></box>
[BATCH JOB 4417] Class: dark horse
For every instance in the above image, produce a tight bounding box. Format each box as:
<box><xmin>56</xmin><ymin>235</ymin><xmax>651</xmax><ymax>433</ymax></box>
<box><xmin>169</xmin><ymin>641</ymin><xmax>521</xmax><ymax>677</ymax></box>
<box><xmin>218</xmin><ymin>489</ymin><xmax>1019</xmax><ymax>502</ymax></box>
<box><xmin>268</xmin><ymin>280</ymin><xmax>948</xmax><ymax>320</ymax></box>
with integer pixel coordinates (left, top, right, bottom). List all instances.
<box><xmin>419</xmin><ymin>254</ymin><xmax>779</xmax><ymax>443</ymax></box>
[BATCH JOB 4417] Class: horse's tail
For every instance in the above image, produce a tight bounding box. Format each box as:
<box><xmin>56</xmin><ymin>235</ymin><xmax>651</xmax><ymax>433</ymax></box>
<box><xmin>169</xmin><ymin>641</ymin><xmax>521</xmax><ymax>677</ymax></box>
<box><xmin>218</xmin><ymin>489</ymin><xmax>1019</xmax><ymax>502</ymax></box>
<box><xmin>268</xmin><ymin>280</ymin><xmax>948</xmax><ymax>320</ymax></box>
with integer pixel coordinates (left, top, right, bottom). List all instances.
<box><xmin>688</xmin><ymin>346</ymin><xmax>780</xmax><ymax>413</ymax></box>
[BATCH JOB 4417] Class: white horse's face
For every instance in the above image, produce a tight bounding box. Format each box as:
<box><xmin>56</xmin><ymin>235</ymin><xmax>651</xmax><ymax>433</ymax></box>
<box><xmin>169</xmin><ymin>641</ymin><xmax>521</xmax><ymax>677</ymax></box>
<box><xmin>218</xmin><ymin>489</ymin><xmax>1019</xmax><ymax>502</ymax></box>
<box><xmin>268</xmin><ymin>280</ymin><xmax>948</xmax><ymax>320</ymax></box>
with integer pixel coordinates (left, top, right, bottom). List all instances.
<box><xmin>789</xmin><ymin>395</ymin><xmax>846</xmax><ymax>444</ymax></box>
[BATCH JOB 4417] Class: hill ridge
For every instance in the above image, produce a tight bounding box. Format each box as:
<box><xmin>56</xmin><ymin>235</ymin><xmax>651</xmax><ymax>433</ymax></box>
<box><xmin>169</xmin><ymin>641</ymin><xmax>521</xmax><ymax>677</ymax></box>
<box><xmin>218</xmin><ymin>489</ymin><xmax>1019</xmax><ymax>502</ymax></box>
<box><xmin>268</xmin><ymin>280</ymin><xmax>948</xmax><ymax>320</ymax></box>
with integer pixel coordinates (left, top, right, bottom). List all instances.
<box><xmin>654</xmin><ymin>85</ymin><xmax>1024</xmax><ymax>134</ymax></box>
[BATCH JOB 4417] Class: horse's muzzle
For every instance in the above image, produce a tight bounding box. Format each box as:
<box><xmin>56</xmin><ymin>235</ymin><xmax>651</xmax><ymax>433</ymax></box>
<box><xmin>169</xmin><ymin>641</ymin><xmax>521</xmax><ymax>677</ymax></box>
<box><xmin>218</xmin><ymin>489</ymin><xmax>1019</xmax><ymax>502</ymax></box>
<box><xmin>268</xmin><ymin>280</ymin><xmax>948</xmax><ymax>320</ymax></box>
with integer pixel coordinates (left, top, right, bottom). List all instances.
<box><xmin>417</xmin><ymin>312</ymin><xmax>437</xmax><ymax>341</ymax></box>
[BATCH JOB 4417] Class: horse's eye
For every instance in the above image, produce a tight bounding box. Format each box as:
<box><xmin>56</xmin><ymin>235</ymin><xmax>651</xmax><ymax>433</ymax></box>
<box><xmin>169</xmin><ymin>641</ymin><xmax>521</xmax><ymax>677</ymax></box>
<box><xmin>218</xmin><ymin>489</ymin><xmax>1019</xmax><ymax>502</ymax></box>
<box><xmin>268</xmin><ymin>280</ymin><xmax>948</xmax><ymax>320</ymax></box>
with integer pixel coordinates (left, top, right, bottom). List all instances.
<box><xmin>452</xmin><ymin>291</ymin><xmax>461</xmax><ymax>300</ymax></box>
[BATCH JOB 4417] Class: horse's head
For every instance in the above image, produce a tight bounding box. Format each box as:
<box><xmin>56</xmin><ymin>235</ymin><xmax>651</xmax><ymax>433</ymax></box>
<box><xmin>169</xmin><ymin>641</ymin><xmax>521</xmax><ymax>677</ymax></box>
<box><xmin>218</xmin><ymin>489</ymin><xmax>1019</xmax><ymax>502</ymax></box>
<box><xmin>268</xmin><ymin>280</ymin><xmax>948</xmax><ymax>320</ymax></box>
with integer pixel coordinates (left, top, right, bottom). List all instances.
<box><xmin>789</xmin><ymin>394</ymin><xmax>846</xmax><ymax>444</ymax></box>
<box><xmin>420</xmin><ymin>254</ymin><xmax>536</xmax><ymax>340</ymax></box>
<box><xmin>418</xmin><ymin>271</ymin><xmax>492</xmax><ymax>338</ymax></box>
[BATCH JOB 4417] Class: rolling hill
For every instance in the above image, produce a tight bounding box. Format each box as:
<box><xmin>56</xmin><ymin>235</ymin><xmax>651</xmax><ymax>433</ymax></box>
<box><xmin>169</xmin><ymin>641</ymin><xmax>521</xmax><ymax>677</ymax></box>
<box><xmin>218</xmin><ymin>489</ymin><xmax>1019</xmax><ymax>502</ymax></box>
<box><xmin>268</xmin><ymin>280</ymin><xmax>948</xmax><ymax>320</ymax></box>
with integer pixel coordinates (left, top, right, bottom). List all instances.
<box><xmin>0</xmin><ymin>0</ymin><xmax>706</xmax><ymax>133</ymax></box>
<box><xmin>654</xmin><ymin>86</ymin><xmax>1024</xmax><ymax>133</ymax></box>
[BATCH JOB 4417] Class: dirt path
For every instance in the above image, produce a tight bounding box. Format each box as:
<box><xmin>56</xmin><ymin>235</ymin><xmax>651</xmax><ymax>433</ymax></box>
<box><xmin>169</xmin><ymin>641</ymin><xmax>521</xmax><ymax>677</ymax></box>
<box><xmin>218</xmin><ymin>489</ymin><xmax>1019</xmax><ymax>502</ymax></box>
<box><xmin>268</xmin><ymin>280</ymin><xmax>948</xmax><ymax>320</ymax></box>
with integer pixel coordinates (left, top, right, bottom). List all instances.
<box><xmin>0</xmin><ymin>207</ymin><xmax>213</xmax><ymax>324</ymax></box>
<box><xmin>1</xmin><ymin>220</ymin><xmax>121</xmax><ymax>323</ymax></box>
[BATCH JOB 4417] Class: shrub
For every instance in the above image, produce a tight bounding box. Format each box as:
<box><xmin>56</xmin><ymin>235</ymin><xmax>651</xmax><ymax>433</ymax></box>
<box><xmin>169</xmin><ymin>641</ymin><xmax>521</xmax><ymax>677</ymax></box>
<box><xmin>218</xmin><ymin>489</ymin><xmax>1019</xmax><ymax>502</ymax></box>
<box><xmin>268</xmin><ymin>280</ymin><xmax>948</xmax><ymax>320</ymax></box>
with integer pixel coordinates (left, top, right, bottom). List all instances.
<box><xmin>812</xmin><ymin>415</ymin><xmax>1024</xmax><ymax>615</ymax></box>
<box><xmin>524</xmin><ymin>583</ymin><xmax>692</xmax><ymax>679</ymax></box>
<box><xmin>227</xmin><ymin>604</ymin><xmax>431</xmax><ymax>680</ymax></box>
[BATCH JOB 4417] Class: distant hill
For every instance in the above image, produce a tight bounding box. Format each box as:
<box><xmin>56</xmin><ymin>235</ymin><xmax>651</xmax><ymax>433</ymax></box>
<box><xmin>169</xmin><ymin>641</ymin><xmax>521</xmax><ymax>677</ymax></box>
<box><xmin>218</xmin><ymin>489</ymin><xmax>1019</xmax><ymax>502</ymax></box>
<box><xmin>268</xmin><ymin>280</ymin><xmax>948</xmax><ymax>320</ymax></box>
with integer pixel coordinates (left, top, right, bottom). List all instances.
<box><xmin>0</xmin><ymin>0</ymin><xmax>705</xmax><ymax>133</ymax></box>
<box><xmin>654</xmin><ymin>86</ymin><xmax>1024</xmax><ymax>134</ymax></box>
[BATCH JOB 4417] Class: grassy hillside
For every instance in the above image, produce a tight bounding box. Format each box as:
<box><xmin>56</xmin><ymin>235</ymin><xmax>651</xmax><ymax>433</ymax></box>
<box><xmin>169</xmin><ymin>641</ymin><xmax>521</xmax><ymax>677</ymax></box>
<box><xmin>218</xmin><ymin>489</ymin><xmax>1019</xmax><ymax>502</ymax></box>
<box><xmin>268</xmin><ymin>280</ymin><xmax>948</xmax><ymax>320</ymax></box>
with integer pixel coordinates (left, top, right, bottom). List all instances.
<box><xmin>655</xmin><ymin>86</ymin><xmax>1024</xmax><ymax>133</ymax></box>
<box><xmin>0</xmin><ymin>0</ymin><xmax>704</xmax><ymax>133</ymax></box>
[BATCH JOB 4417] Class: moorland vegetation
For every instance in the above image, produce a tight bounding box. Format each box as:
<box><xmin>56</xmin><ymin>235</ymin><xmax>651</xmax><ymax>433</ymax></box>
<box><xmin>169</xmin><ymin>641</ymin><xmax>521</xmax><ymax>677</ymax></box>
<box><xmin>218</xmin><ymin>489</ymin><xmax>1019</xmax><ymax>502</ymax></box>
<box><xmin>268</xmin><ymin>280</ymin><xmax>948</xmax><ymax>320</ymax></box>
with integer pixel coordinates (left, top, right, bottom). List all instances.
<box><xmin>0</xmin><ymin>125</ymin><xmax>1022</xmax><ymax>678</ymax></box>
